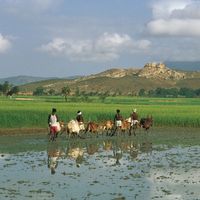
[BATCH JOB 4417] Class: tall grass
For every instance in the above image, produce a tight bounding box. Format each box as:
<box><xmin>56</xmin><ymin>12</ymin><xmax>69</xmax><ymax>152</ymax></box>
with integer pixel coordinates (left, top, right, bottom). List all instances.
<box><xmin>0</xmin><ymin>96</ymin><xmax>200</xmax><ymax>128</ymax></box>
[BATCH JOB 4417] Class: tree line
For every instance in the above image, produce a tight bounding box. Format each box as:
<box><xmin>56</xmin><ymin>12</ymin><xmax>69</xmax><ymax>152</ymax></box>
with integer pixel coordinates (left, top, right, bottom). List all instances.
<box><xmin>33</xmin><ymin>85</ymin><xmax>200</xmax><ymax>99</ymax></box>
<box><xmin>1</xmin><ymin>81</ymin><xmax>199</xmax><ymax>99</ymax></box>
<box><xmin>0</xmin><ymin>81</ymin><xmax>19</xmax><ymax>96</ymax></box>
<box><xmin>139</xmin><ymin>87</ymin><xmax>200</xmax><ymax>98</ymax></box>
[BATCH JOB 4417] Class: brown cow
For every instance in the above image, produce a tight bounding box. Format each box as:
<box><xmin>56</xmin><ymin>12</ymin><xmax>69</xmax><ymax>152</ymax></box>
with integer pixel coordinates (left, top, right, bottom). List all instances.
<box><xmin>111</xmin><ymin>119</ymin><xmax>131</xmax><ymax>136</ymax></box>
<box><xmin>140</xmin><ymin>115</ymin><xmax>153</xmax><ymax>131</ymax></box>
<box><xmin>85</xmin><ymin>121</ymin><xmax>104</xmax><ymax>136</ymax></box>
<box><xmin>103</xmin><ymin>120</ymin><xmax>114</xmax><ymax>136</ymax></box>
<box><xmin>121</xmin><ymin>119</ymin><xmax>131</xmax><ymax>133</ymax></box>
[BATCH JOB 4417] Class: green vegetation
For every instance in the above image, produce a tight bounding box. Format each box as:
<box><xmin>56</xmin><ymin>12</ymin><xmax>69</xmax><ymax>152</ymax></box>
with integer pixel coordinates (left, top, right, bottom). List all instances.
<box><xmin>0</xmin><ymin>95</ymin><xmax>200</xmax><ymax>129</ymax></box>
<box><xmin>139</xmin><ymin>87</ymin><xmax>200</xmax><ymax>98</ymax></box>
<box><xmin>0</xmin><ymin>81</ymin><xmax>19</xmax><ymax>96</ymax></box>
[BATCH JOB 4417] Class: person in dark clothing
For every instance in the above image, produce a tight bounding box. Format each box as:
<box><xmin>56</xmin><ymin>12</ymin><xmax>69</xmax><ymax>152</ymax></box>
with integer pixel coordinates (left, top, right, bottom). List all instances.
<box><xmin>114</xmin><ymin>109</ymin><xmax>123</xmax><ymax>126</ymax></box>
<box><xmin>111</xmin><ymin>109</ymin><xmax>123</xmax><ymax>136</ymax></box>
<box><xmin>76</xmin><ymin>110</ymin><xmax>85</xmax><ymax>130</ymax></box>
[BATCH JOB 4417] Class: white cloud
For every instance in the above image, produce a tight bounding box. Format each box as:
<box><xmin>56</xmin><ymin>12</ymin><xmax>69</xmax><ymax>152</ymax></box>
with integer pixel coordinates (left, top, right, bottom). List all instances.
<box><xmin>0</xmin><ymin>34</ymin><xmax>11</xmax><ymax>53</ymax></box>
<box><xmin>147</xmin><ymin>19</ymin><xmax>200</xmax><ymax>36</ymax></box>
<box><xmin>148</xmin><ymin>0</ymin><xmax>200</xmax><ymax>37</ymax></box>
<box><xmin>171</xmin><ymin>2</ymin><xmax>200</xmax><ymax>19</ymax></box>
<box><xmin>39</xmin><ymin>33</ymin><xmax>151</xmax><ymax>62</ymax></box>
<box><xmin>151</xmin><ymin>0</ymin><xmax>191</xmax><ymax>19</ymax></box>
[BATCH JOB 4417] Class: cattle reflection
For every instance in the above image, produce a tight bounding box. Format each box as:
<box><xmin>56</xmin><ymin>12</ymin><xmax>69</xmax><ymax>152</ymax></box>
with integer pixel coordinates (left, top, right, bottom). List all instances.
<box><xmin>86</xmin><ymin>143</ymin><xmax>99</xmax><ymax>155</ymax></box>
<box><xmin>47</xmin><ymin>138</ymin><xmax>153</xmax><ymax>173</ymax></box>
<box><xmin>67</xmin><ymin>147</ymin><xmax>84</xmax><ymax>167</ymax></box>
<box><xmin>140</xmin><ymin>141</ymin><xmax>153</xmax><ymax>154</ymax></box>
<box><xmin>103</xmin><ymin>140</ymin><xmax>113</xmax><ymax>151</ymax></box>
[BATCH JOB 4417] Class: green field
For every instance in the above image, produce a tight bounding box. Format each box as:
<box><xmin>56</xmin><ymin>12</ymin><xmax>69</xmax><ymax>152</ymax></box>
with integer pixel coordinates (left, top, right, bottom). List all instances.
<box><xmin>0</xmin><ymin>96</ymin><xmax>200</xmax><ymax>129</ymax></box>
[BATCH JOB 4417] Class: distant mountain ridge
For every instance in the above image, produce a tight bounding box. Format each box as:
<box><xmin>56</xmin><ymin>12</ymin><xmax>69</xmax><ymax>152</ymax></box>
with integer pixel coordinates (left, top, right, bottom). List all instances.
<box><xmin>0</xmin><ymin>75</ymin><xmax>81</xmax><ymax>86</ymax></box>
<box><xmin>0</xmin><ymin>76</ymin><xmax>57</xmax><ymax>86</ymax></box>
<box><xmin>165</xmin><ymin>61</ymin><xmax>200</xmax><ymax>71</ymax></box>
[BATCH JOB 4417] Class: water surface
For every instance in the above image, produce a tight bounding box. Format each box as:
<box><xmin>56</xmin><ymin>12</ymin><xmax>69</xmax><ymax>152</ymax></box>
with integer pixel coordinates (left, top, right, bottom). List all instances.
<box><xmin>0</xmin><ymin>128</ymin><xmax>200</xmax><ymax>200</ymax></box>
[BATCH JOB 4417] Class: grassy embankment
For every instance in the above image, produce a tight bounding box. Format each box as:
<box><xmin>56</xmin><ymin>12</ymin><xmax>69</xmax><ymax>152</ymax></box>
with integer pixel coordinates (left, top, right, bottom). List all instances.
<box><xmin>0</xmin><ymin>96</ymin><xmax>200</xmax><ymax>133</ymax></box>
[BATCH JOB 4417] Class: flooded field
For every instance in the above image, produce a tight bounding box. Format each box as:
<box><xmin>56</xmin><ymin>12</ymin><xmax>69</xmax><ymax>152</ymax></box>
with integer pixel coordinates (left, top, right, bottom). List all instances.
<box><xmin>0</xmin><ymin>128</ymin><xmax>200</xmax><ymax>200</ymax></box>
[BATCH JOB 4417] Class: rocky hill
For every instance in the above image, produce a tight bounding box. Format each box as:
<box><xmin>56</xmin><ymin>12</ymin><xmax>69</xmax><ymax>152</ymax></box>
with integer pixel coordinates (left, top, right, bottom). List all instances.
<box><xmin>138</xmin><ymin>63</ymin><xmax>186</xmax><ymax>80</ymax></box>
<box><xmin>19</xmin><ymin>63</ymin><xmax>200</xmax><ymax>95</ymax></box>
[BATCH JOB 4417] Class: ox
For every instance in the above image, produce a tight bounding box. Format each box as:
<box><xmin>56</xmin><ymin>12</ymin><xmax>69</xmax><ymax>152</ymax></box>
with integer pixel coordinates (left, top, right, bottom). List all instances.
<box><xmin>111</xmin><ymin>119</ymin><xmax>131</xmax><ymax>136</ymax></box>
<box><xmin>103</xmin><ymin>120</ymin><xmax>114</xmax><ymax>136</ymax></box>
<box><xmin>85</xmin><ymin>121</ymin><xmax>104</xmax><ymax>136</ymax></box>
<box><xmin>66</xmin><ymin>120</ymin><xmax>85</xmax><ymax>138</ymax></box>
<box><xmin>140</xmin><ymin>115</ymin><xmax>153</xmax><ymax>131</ymax></box>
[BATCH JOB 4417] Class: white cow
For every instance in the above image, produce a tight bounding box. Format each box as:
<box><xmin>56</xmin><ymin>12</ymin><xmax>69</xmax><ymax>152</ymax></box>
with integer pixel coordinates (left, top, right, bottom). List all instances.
<box><xmin>66</xmin><ymin>120</ymin><xmax>84</xmax><ymax>138</ymax></box>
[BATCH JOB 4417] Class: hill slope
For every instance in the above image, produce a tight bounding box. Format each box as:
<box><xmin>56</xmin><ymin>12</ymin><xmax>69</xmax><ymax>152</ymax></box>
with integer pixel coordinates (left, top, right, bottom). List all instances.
<box><xmin>19</xmin><ymin>63</ymin><xmax>200</xmax><ymax>95</ymax></box>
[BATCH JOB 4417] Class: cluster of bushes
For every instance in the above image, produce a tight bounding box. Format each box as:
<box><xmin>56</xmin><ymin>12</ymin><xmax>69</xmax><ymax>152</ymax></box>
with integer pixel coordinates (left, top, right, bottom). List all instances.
<box><xmin>0</xmin><ymin>81</ymin><xmax>19</xmax><ymax>96</ymax></box>
<box><xmin>139</xmin><ymin>87</ymin><xmax>200</xmax><ymax>98</ymax></box>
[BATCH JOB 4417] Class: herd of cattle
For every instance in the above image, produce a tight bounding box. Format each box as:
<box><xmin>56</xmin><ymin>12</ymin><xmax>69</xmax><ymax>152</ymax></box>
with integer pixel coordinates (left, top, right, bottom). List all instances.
<box><xmin>49</xmin><ymin>115</ymin><xmax>153</xmax><ymax>141</ymax></box>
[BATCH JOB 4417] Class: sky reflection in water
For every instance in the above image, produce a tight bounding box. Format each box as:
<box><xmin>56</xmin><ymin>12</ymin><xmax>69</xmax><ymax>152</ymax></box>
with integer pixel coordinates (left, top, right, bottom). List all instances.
<box><xmin>0</xmin><ymin>133</ymin><xmax>200</xmax><ymax>200</ymax></box>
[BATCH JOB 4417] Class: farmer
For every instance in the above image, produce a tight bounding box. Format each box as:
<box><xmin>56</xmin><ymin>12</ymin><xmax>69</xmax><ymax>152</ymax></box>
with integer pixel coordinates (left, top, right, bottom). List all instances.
<box><xmin>130</xmin><ymin>108</ymin><xmax>139</xmax><ymax>126</ymax></box>
<box><xmin>111</xmin><ymin>109</ymin><xmax>123</xmax><ymax>136</ymax></box>
<box><xmin>114</xmin><ymin>109</ymin><xmax>123</xmax><ymax>127</ymax></box>
<box><xmin>48</xmin><ymin>108</ymin><xmax>60</xmax><ymax>141</ymax></box>
<box><xmin>76</xmin><ymin>110</ymin><xmax>85</xmax><ymax>130</ymax></box>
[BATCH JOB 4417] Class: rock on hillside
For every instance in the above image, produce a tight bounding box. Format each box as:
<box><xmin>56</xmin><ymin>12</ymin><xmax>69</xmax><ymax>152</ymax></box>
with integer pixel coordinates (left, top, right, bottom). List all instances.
<box><xmin>138</xmin><ymin>63</ymin><xmax>186</xmax><ymax>80</ymax></box>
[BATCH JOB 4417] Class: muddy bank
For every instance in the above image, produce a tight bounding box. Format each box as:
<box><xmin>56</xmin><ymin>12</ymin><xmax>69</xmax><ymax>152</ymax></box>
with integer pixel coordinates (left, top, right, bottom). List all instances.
<box><xmin>0</xmin><ymin>126</ymin><xmax>200</xmax><ymax>136</ymax></box>
<box><xmin>0</xmin><ymin>128</ymin><xmax>48</xmax><ymax>135</ymax></box>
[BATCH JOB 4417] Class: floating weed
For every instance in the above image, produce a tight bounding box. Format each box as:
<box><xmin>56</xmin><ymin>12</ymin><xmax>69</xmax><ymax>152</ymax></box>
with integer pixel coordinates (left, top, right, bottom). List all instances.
<box><xmin>161</xmin><ymin>189</ymin><xmax>172</xmax><ymax>195</ymax></box>
<box><xmin>29</xmin><ymin>189</ymin><xmax>54</xmax><ymax>197</ymax></box>
<box><xmin>0</xmin><ymin>187</ymin><xmax>21</xmax><ymax>196</ymax></box>
<box><xmin>112</xmin><ymin>196</ymin><xmax>126</xmax><ymax>200</ymax></box>
<box><xmin>3</xmin><ymin>163</ymin><xmax>17</xmax><ymax>167</ymax></box>
<box><xmin>25</xmin><ymin>195</ymin><xmax>33</xmax><ymax>198</ymax></box>
<box><xmin>92</xmin><ymin>180</ymin><xmax>99</xmax><ymax>184</ymax></box>
<box><xmin>156</xmin><ymin>176</ymin><xmax>170</xmax><ymax>180</ymax></box>
<box><xmin>127</xmin><ymin>166</ymin><xmax>134</xmax><ymax>170</ymax></box>
<box><xmin>130</xmin><ymin>173</ymin><xmax>142</xmax><ymax>178</ymax></box>
<box><xmin>41</xmin><ymin>181</ymin><xmax>50</xmax><ymax>185</ymax></box>
<box><xmin>154</xmin><ymin>164</ymin><xmax>164</xmax><ymax>168</ymax></box>
<box><xmin>123</xmin><ymin>176</ymin><xmax>130</xmax><ymax>180</ymax></box>
<box><xmin>17</xmin><ymin>180</ymin><xmax>30</xmax><ymax>184</ymax></box>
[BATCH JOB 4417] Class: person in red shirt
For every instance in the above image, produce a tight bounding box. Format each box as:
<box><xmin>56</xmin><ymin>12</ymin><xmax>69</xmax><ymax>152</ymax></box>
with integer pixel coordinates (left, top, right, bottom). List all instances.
<box><xmin>48</xmin><ymin>108</ymin><xmax>60</xmax><ymax>141</ymax></box>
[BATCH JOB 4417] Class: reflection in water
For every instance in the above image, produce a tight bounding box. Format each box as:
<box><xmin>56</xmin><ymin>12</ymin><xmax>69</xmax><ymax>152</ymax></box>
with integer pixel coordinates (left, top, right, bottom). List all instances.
<box><xmin>48</xmin><ymin>150</ymin><xmax>58</xmax><ymax>174</ymax></box>
<box><xmin>68</xmin><ymin>147</ymin><xmax>84</xmax><ymax>167</ymax></box>
<box><xmin>113</xmin><ymin>146</ymin><xmax>123</xmax><ymax>165</ymax></box>
<box><xmin>47</xmin><ymin>144</ymin><xmax>63</xmax><ymax>174</ymax></box>
<box><xmin>1</xmin><ymin>130</ymin><xmax>200</xmax><ymax>200</ymax></box>
<box><xmin>46</xmin><ymin>138</ymin><xmax>153</xmax><ymax>171</ymax></box>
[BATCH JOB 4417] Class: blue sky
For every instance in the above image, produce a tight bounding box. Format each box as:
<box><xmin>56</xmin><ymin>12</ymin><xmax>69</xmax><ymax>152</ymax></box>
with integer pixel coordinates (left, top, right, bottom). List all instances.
<box><xmin>0</xmin><ymin>0</ymin><xmax>200</xmax><ymax>78</ymax></box>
